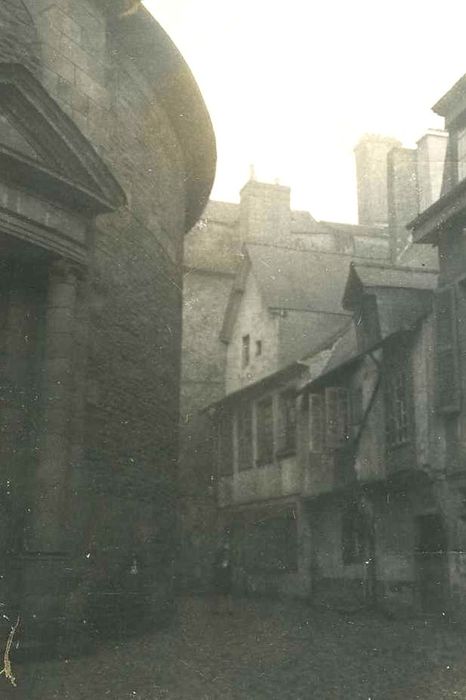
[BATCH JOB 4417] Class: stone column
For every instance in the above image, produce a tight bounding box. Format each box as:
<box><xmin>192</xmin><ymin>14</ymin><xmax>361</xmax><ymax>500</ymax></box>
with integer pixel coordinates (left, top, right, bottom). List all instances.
<box><xmin>29</xmin><ymin>259</ymin><xmax>79</xmax><ymax>551</ymax></box>
<box><xmin>20</xmin><ymin>258</ymin><xmax>81</xmax><ymax>652</ymax></box>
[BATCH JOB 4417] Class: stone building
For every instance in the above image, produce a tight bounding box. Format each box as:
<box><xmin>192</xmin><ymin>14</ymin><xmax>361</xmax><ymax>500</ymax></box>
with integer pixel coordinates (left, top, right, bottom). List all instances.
<box><xmin>0</xmin><ymin>0</ymin><xmax>215</xmax><ymax>651</ymax></box>
<box><xmin>211</xmin><ymin>260</ymin><xmax>439</xmax><ymax>608</ymax></box>
<box><xmin>207</xmin><ymin>74</ymin><xmax>466</xmax><ymax>617</ymax></box>
<box><xmin>181</xmin><ymin>115</ymin><xmax>449</xmax><ymax>603</ymax></box>
<box><xmin>409</xmin><ymin>72</ymin><xmax>466</xmax><ymax>618</ymax></box>
<box><xmin>180</xmin><ymin>144</ymin><xmax>414</xmax><ymax>588</ymax></box>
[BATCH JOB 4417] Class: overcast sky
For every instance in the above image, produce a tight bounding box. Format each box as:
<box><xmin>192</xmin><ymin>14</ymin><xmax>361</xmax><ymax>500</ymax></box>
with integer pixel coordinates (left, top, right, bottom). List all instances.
<box><xmin>144</xmin><ymin>0</ymin><xmax>464</xmax><ymax>223</ymax></box>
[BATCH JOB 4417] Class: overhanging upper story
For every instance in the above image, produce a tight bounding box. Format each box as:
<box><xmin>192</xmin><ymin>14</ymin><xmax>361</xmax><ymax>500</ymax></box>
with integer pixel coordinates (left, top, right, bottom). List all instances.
<box><xmin>408</xmin><ymin>73</ymin><xmax>466</xmax><ymax>248</ymax></box>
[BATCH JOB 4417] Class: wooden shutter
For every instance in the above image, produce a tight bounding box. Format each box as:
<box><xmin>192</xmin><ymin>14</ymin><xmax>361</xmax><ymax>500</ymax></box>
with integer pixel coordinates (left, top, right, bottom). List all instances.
<box><xmin>326</xmin><ymin>387</ymin><xmax>349</xmax><ymax>447</ymax></box>
<box><xmin>309</xmin><ymin>393</ymin><xmax>324</xmax><ymax>452</ymax></box>
<box><xmin>256</xmin><ymin>396</ymin><xmax>274</xmax><ymax>464</ymax></box>
<box><xmin>336</xmin><ymin>388</ymin><xmax>350</xmax><ymax>443</ymax></box>
<box><xmin>218</xmin><ymin>408</ymin><xmax>234</xmax><ymax>476</ymax></box>
<box><xmin>277</xmin><ymin>392</ymin><xmax>297</xmax><ymax>453</ymax></box>
<box><xmin>434</xmin><ymin>286</ymin><xmax>460</xmax><ymax>414</ymax></box>
<box><xmin>237</xmin><ymin>401</ymin><xmax>253</xmax><ymax>471</ymax></box>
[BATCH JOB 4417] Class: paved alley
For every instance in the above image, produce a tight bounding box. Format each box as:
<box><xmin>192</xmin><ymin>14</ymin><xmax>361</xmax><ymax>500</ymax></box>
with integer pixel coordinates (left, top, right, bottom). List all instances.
<box><xmin>3</xmin><ymin>596</ymin><xmax>466</xmax><ymax>699</ymax></box>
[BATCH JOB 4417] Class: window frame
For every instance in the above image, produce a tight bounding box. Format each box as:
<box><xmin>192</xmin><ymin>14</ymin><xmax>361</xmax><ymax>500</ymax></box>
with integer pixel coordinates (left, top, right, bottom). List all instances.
<box><xmin>384</xmin><ymin>363</ymin><xmax>411</xmax><ymax>449</ymax></box>
<box><xmin>276</xmin><ymin>390</ymin><xmax>297</xmax><ymax>457</ymax></box>
<box><xmin>255</xmin><ymin>394</ymin><xmax>274</xmax><ymax>466</ymax></box>
<box><xmin>242</xmin><ymin>334</ymin><xmax>250</xmax><ymax>368</ymax></box>
<box><xmin>237</xmin><ymin>400</ymin><xmax>253</xmax><ymax>471</ymax></box>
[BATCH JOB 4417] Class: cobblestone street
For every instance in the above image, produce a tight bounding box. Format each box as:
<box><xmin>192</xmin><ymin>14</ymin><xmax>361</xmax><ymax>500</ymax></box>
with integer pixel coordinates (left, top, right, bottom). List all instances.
<box><xmin>3</xmin><ymin>596</ymin><xmax>466</xmax><ymax>699</ymax></box>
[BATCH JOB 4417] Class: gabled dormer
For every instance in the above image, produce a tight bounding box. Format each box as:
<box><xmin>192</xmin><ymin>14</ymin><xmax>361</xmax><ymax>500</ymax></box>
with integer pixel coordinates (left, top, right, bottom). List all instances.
<box><xmin>221</xmin><ymin>243</ymin><xmax>351</xmax><ymax>393</ymax></box>
<box><xmin>343</xmin><ymin>261</ymin><xmax>437</xmax><ymax>353</ymax></box>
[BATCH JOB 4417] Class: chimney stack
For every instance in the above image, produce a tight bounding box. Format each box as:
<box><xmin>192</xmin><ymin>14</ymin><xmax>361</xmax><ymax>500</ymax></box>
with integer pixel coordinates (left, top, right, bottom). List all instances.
<box><xmin>239</xmin><ymin>177</ymin><xmax>291</xmax><ymax>244</ymax></box>
<box><xmin>416</xmin><ymin>129</ymin><xmax>448</xmax><ymax>212</ymax></box>
<box><xmin>387</xmin><ymin>146</ymin><xmax>419</xmax><ymax>261</ymax></box>
<box><xmin>354</xmin><ymin>134</ymin><xmax>402</xmax><ymax>226</ymax></box>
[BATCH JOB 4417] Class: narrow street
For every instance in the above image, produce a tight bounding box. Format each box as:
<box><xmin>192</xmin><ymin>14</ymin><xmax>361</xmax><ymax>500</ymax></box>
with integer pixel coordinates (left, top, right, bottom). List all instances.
<box><xmin>4</xmin><ymin>596</ymin><xmax>466</xmax><ymax>699</ymax></box>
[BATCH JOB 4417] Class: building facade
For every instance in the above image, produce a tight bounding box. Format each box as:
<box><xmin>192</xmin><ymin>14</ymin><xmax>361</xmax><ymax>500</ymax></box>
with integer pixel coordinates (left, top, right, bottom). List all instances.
<box><xmin>409</xmin><ymin>72</ymin><xmax>466</xmax><ymax>618</ymax></box>
<box><xmin>180</xmin><ymin>172</ymin><xmax>395</xmax><ymax>589</ymax></box>
<box><xmin>181</xmin><ymin>86</ymin><xmax>466</xmax><ymax>616</ymax></box>
<box><xmin>0</xmin><ymin>0</ymin><xmax>215</xmax><ymax>651</ymax></box>
<box><xmin>212</xmin><ymin>260</ymin><xmax>442</xmax><ymax>612</ymax></box>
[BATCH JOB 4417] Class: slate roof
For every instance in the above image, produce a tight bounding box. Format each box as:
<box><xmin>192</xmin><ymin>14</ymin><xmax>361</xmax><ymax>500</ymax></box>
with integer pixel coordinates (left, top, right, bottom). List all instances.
<box><xmin>246</xmin><ymin>243</ymin><xmax>353</xmax><ymax>314</ymax></box>
<box><xmin>397</xmin><ymin>242</ymin><xmax>439</xmax><ymax>270</ymax></box>
<box><xmin>343</xmin><ymin>260</ymin><xmax>437</xmax><ymax>309</ymax></box>
<box><xmin>350</xmin><ymin>261</ymin><xmax>437</xmax><ymax>291</ymax></box>
<box><xmin>319</xmin><ymin>323</ymin><xmax>359</xmax><ymax>377</ymax></box>
<box><xmin>278</xmin><ymin>312</ymin><xmax>350</xmax><ymax>368</ymax></box>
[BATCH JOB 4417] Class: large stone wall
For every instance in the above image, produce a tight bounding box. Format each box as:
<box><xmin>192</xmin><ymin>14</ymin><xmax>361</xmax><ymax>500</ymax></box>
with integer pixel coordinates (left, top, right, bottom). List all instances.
<box><xmin>1</xmin><ymin>0</ymin><xmax>216</xmax><ymax>636</ymax></box>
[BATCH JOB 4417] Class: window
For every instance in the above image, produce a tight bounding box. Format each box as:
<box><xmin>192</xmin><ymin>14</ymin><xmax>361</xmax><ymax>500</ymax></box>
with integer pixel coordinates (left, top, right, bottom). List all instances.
<box><xmin>342</xmin><ymin>502</ymin><xmax>366</xmax><ymax>565</ymax></box>
<box><xmin>256</xmin><ymin>396</ymin><xmax>274</xmax><ymax>465</ymax></box>
<box><xmin>242</xmin><ymin>334</ymin><xmax>250</xmax><ymax>368</ymax></box>
<box><xmin>277</xmin><ymin>391</ymin><xmax>297</xmax><ymax>454</ymax></box>
<box><xmin>325</xmin><ymin>387</ymin><xmax>350</xmax><ymax>448</ymax></box>
<box><xmin>237</xmin><ymin>401</ymin><xmax>253</xmax><ymax>471</ymax></box>
<box><xmin>458</xmin><ymin>127</ymin><xmax>466</xmax><ymax>182</ymax></box>
<box><xmin>309</xmin><ymin>393</ymin><xmax>324</xmax><ymax>452</ymax></box>
<box><xmin>308</xmin><ymin>389</ymin><xmax>350</xmax><ymax>452</ymax></box>
<box><xmin>255</xmin><ymin>340</ymin><xmax>262</xmax><ymax>356</ymax></box>
<box><xmin>434</xmin><ymin>286</ymin><xmax>460</xmax><ymax>414</ymax></box>
<box><xmin>385</xmin><ymin>366</ymin><xmax>411</xmax><ymax>448</ymax></box>
<box><xmin>351</xmin><ymin>386</ymin><xmax>364</xmax><ymax>427</ymax></box>
<box><xmin>217</xmin><ymin>407</ymin><xmax>233</xmax><ymax>476</ymax></box>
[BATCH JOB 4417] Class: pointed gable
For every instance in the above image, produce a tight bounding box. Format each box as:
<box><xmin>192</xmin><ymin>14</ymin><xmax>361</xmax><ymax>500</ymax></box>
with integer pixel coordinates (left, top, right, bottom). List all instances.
<box><xmin>0</xmin><ymin>64</ymin><xmax>126</xmax><ymax>214</ymax></box>
<box><xmin>343</xmin><ymin>261</ymin><xmax>437</xmax><ymax>351</ymax></box>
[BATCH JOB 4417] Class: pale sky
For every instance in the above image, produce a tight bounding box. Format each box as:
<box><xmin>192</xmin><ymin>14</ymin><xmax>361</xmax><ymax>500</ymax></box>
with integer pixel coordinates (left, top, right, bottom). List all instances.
<box><xmin>144</xmin><ymin>0</ymin><xmax>465</xmax><ymax>223</ymax></box>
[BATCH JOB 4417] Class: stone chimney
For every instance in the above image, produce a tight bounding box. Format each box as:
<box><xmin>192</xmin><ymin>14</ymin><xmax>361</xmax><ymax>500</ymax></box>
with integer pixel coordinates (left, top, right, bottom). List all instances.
<box><xmin>387</xmin><ymin>146</ymin><xmax>419</xmax><ymax>261</ymax></box>
<box><xmin>416</xmin><ymin>129</ymin><xmax>448</xmax><ymax>212</ymax></box>
<box><xmin>354</xmin><ymin>134</ymin><xmax>402</xmax><ymax>226</ymax></box>
<box><xmin>239</xmin><ymin>178</ymin><xmax>291</xmax><ymax>244</ymax></box>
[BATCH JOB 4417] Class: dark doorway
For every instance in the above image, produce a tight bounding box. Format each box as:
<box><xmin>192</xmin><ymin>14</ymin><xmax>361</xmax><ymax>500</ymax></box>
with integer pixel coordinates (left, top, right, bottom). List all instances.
<box><xmin>416</xmin><ymin>514</ymin><xmax>447</xmax><ymax>613</ymax></box>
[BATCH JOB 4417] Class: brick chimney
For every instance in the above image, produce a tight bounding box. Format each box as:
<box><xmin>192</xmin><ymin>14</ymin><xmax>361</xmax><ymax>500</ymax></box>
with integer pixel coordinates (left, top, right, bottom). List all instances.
<box><xmin>239</xmin><ymin>177</ymin><xmax>291</xmax><ymax>244</ymax></box>
<box><xmin>354</xmin><ymin>134</ymin><xmax>402</xmax><ymax>226</ymax></box>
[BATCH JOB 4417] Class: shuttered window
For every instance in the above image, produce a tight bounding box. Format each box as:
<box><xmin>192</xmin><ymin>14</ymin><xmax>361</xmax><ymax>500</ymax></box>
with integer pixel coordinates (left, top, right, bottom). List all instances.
<box><xmin>309</xmin><ymin>393</ymin><xmax>324</xmax><ymax>452</ymax></box>
<box><xmin>217</xmin><ymin>408</ymin><xmax>234</xmax><ymax>476</ymax></box>
<box><xmin>434</xmin><ymin>285</ymin><xmax>460</xmax><ymax>414</ymax></box>
<box><xmin>237</xmin><ymin>401</ymin><xmax>253</xmax><ymax>471</ymax></box>
<box><xmin>385</xmin><ymin>366</ymin><xmax>411</xmax><ymax>447</ymax></box>
<box><xmin>326</xmin><ymin>387</ymin><xmax>350</xmax><ymax>448</ymax></box>
<box><xmin>256</xmin><ymin>396</ymin><xmax>274</xmax><ymax>465</ymax></box>
<box><xmin>277</xmin><ymin>391</ymin><xmax>297</xmax><ymax>454</ymax></box>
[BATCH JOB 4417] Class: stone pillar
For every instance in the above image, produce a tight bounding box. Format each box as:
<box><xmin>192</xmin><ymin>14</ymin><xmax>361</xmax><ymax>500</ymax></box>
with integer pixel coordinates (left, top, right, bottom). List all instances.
<box><xmin>20</xmin><ymin>258</ymin><xmax>81</xmax><ymax>653</ymax></box>
<box><xmin>29</xmin><ymin>259</ymin><xmax>79</xmax><ymax>551</ymax></box>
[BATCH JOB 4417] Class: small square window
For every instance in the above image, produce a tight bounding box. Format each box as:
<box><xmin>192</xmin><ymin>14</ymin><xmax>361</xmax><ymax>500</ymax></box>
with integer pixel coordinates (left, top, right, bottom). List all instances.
<box><xmin>242</xmin><ymin>334</ymin><xmax>250</xmax><ymax>368</ymax></box>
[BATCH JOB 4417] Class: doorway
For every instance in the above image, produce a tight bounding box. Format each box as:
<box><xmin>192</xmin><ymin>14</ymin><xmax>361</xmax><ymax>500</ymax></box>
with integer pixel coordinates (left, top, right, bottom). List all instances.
<box><xmin>416</xmin><ymin>514</ymin><xmax>447</xmax><ymax>614</ymax></box>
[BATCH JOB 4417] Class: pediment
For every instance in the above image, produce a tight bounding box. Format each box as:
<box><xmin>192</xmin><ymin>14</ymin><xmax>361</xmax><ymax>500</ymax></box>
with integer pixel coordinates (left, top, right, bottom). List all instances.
<box><xmin>0</xmin><ymin>64</ymin><xmax>126</xmax><ymax>214</ymax></box>
<box><xmin>0</xmin><ymin>112</ymin><xmax>43</xmax><ymax>162</ymax></box>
